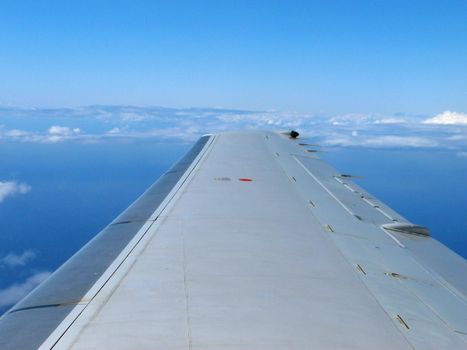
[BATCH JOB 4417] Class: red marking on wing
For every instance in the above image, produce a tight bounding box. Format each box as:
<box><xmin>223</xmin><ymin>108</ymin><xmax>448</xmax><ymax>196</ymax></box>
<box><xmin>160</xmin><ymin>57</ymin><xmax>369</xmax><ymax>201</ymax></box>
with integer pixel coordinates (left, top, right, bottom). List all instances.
<box><xmin>239</xmin><ymin>178</ymin><xmax>253</xmax><ymax>182</ymax></box>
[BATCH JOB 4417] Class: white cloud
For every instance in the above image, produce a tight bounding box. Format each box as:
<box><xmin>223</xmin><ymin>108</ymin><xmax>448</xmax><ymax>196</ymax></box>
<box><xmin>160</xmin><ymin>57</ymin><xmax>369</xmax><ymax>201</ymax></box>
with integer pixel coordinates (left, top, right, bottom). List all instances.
<box><xmin>373</xmin><ymin>118</ymin><xmax>407</xmax><ymax>124</ymax></box>
<box><xmin>216</xmin><ymin>112</ymin><xmax>309</xmax><ymax>128</ymax></box>
<box><xmin>0</xmin><ymin>181</ymin><xmax>31</xmax><ymax>202</ymax></box>
<box><xmin>328</xmin><ymin>114</ymin><xmax>409</xmax><ymax>126</ymax></box>
<box><xmin>49</xmin><ymin>125</ymin><xmax>73</xmax><ymax>135</ymax></box>
<box><xmin>328</xmin><ymin>113</ymin><xmax>370</xmax><ymax>126</ymax></box>
<box><xmin>45</xmin><ymin>125</ymin><xmax>82</xmax><ymax>143</ymax></box>
<box><xmin>4</xmin><ymin>129</ymin><xmax>31</xmax><ymax>137</ymax></box>
<box><xmin>323</xmin><ymin>135</ymin><xmax>437</xmax><ymax>148</ymax></box>
<box><xmin>423</xmin><ymin>111</ymin><xmax>467</xmax><ymax>125</ymax></box>
<box><xmin>107</xmin><ymin>127</ymin><xmax>121</xmax><ymax>134</ymax></box>
<box><xmin>120</xmin><ymin>112</ymin><xmax>146</xmax><ymax>122</ymax></box>
<box><xmin>457</xmin><ymin>151</ymin><xmax>467</xmax><ymax>157</ymax></box>
<box><xmin>0</xmin><ymin>271</ymin><xmax>51</xmax><ymax>307</ymax></box>
<box><xmin>0</xmin><ymin>250</ymin><xmax>36</xmax><ymax>268</ymax></box>
<box><xmin>362</xmin><ymin>136</ymin><xmax>437</xmax><ymax>148</ymax></box>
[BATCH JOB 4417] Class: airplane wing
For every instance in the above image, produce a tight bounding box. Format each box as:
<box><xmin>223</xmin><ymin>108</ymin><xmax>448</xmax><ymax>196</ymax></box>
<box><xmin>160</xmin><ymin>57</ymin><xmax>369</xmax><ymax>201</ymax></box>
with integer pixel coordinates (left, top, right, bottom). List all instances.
<box><xmin>0</xmin><ymin>131</ymin><xmax>466</xmax><ymax>349</ymax></box>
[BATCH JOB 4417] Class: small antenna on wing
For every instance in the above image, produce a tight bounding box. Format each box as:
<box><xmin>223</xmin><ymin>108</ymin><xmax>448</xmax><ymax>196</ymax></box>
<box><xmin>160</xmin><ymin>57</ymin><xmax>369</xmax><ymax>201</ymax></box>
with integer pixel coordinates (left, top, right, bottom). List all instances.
<box><xmin>289</xmin><ymin>130</ymin><xmax>300</xmax><ymax>139</ymax></box>
<box><xmin>279</xmin><ymin>130</ymin><xmax>300</xmax><ymax>139</ymax></box>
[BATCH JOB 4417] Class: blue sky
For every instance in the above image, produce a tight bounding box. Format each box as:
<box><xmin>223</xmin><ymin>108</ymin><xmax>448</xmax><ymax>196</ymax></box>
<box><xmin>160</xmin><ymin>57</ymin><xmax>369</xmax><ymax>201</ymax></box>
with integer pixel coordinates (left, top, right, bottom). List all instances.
<box><xmin>1</xmin><ymin>1</ymin><xmax>466</xmax><ymax>113</ymax></box>
<box><xmin>0</xmin><ymin>1</ymin><xmax>466</xmax><ymax>314</ymax></box>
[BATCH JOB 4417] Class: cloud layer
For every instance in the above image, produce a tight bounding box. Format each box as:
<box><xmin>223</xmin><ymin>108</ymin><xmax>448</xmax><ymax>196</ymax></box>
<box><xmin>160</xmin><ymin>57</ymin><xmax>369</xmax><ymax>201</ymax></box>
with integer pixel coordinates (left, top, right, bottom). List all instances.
<box><xmin>0</xmin><ymin>250</ymin><xmax>36</xmax><ymax>268</ymax></box>
<box><xmin>0</xmin><ymin>106</ymin><xmax>466</xmax><ymax>151</ymax></box>
<box><xmin>0</xmin><ymin>271</ymin><xmax>51</xmax><ymax>308</ymax></box>
<box><xmin>423</xmin><ymin>111</ymin><xmax>467</xmax><ymax>125</ymax></box>
<box><xmin>0</xmin><ymin>181</ymin><xmax>31</xmax><ymax>202</ymax></box>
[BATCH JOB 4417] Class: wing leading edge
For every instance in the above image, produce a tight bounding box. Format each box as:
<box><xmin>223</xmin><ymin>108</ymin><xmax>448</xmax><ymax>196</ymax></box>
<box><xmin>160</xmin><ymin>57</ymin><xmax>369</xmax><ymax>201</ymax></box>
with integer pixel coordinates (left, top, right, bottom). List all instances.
<box><xmin>0</xmin><ymin>135</ymin><xmax>213</xmax><ymax>349</ymax></box>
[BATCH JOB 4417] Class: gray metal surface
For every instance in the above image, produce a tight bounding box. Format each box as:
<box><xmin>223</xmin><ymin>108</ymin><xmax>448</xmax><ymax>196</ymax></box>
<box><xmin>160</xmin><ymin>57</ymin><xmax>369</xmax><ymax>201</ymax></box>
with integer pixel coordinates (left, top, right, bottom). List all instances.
<box><xmin>1</xmin><ymin>131</ymin><xmax>466</xmax><ymax>349</ymax></box>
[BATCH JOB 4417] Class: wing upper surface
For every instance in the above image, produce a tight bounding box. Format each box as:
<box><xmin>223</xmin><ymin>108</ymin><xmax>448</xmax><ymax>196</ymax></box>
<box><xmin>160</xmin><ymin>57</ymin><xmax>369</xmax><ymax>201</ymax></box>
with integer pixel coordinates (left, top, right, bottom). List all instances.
<box><xmin>0</xmin><ymin>131</ymin><xmax>465</xmax><ymax>349</ymax></box>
